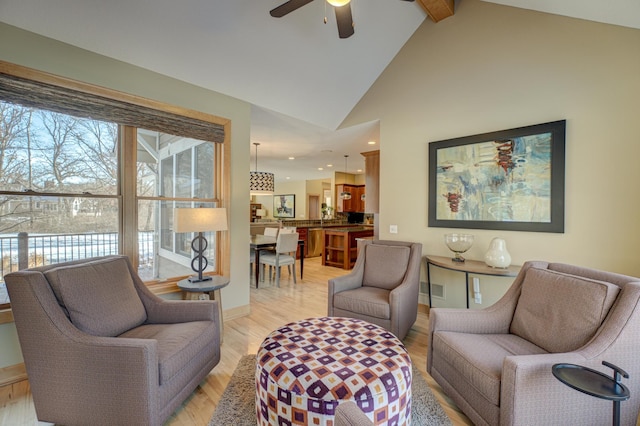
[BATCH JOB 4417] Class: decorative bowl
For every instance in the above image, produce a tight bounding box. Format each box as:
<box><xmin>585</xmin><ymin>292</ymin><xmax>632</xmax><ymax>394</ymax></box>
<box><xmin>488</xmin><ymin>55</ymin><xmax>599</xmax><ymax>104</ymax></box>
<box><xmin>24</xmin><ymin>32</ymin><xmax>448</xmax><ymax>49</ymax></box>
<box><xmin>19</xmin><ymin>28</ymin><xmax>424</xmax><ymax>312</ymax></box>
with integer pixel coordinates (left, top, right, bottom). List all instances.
<box><xmin>444</xmin><ymin>233</ymin><xmax>474</xmax><ymax>262</ymax></box>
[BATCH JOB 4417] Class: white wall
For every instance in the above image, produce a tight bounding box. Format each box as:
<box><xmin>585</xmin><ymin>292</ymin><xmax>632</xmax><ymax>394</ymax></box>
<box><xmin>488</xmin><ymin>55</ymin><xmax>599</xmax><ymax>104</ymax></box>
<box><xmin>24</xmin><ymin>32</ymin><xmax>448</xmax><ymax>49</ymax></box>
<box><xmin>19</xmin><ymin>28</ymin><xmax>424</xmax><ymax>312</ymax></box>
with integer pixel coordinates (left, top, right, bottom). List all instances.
<box><xmin>344</xmin><ymin>0</ymin><xmax>640</xmax><ymax>306</ymax></box>
<box><xmin>0</xmin><ymin>23</ymin><xmax>252</xmax><ymax>367</ymax></box>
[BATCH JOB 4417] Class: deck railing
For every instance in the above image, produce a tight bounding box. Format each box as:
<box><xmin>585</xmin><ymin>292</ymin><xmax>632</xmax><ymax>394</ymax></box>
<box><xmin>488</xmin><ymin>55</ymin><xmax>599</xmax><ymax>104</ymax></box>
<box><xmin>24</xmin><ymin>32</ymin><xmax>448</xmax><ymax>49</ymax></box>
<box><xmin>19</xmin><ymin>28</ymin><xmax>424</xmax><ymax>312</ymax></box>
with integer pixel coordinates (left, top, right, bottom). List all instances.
<box><xmin>0</xmin><ymin>231</ymin><xmax>155</xmax><ymax>306</ymax></box>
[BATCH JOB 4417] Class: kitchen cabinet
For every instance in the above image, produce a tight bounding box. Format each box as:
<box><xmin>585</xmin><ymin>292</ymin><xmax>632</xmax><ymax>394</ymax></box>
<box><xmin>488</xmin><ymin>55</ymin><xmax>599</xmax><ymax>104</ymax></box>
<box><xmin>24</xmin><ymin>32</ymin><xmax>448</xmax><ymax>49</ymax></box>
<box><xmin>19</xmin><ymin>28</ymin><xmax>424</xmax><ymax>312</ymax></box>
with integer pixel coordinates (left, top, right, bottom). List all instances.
<box><xmin>353</xmin><ymin>186</ymin><xmax>365</xmax><ymax>212</ymax></box>
<box><xmin>336</xmin><ymin>184</ymin><xmax>365</xmax><ymax>213</ymax></box>
<box><xmin>296</xmin><ymin>227</ymin><xmax>308</xmax><ymax>258</ymax></box>
<box><xmin>361</xmin><ymin>150</ymin><xmax>379</xmax><ymax>213</ymax></box>
<box><xmin>322</xmin><ymin>227</ymin><xmax>374</xmax><ymax>269</ymax></box>
<box><xmin>250</xmin><ymin>203</ymin><xmax>262</xmax><ymax>222</ymax></box>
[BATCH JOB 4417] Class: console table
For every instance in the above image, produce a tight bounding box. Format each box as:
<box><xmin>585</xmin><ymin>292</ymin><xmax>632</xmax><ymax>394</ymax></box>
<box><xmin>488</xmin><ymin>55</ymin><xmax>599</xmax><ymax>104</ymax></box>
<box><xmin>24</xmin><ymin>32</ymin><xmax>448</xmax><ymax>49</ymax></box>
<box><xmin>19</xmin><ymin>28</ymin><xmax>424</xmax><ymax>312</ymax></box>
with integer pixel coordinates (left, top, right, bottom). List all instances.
<box><xmin>425</xmin><ymin>255</ymin><xmax>520</xmax><ymax>309</ymax></box>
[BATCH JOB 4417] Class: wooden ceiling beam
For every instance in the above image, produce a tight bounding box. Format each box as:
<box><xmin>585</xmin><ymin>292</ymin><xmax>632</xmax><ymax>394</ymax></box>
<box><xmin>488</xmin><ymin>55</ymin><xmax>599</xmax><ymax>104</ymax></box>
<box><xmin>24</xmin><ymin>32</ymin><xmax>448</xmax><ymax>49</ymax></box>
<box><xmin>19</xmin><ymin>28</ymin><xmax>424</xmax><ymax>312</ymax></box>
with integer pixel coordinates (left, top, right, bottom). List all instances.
<box><xmin>416</xmin><ymin>0</ymin><xmax>455</xmax><ymax>22</ymax></box>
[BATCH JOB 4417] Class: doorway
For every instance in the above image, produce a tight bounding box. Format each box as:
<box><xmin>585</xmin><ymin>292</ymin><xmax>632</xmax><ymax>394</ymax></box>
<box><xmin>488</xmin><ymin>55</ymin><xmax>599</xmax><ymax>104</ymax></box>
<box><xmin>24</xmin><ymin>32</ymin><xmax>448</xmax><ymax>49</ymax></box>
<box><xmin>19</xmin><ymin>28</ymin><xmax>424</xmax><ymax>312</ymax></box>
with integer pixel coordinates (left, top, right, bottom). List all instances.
<box><xmin>308</xmin><ymin>195</ymin><xmax>320</xmax><ymax>220</ymax></box>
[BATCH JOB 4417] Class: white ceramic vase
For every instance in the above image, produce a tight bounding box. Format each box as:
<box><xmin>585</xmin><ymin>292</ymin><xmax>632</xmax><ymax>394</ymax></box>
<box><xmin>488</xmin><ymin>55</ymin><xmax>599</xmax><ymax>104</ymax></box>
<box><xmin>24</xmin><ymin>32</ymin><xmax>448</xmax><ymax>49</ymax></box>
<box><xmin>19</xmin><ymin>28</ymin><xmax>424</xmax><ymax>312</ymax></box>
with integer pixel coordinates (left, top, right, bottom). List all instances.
<box><xmin>484</xmin><ymin>238</ymin><xmax>511</xmax><ymax>268</ymax></box>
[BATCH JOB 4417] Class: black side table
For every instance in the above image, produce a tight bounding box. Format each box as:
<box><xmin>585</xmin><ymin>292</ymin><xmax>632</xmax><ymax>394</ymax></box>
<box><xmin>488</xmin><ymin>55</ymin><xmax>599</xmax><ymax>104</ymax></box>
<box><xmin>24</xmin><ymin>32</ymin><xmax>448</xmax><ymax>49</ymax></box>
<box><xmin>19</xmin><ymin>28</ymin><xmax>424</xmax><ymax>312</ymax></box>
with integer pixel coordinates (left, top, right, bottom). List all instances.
<box><xmin>552</xmin><ymin>361</ymin><xmax>630</xmax><ymax>426</ymax></box>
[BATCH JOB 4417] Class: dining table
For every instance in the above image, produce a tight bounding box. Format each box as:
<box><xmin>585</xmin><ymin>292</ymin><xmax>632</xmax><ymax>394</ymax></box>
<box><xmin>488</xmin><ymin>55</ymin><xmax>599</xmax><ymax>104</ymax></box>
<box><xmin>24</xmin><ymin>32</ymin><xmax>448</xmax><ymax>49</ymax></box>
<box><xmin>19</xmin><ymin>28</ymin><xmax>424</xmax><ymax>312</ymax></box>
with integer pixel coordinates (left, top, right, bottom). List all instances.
<box><xmin>250</xmin><ymin>234</ymin><xmax>304</xmax><ymax>288</ymax></box>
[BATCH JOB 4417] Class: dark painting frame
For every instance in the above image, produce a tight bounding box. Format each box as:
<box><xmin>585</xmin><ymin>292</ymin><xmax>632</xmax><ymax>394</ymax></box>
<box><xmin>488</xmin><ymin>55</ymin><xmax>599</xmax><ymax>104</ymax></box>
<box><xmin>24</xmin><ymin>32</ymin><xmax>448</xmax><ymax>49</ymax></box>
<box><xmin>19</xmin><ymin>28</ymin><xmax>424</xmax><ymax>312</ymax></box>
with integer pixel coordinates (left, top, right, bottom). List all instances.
<box><xmin>273</xmin><ymin>194</ymin><xmax>295</xmax><ymax>218</ymax></box>
<box><xmin>428</xmin><ymin>120</ymin><xmax>566</xmax><ymax>233</ymax></box>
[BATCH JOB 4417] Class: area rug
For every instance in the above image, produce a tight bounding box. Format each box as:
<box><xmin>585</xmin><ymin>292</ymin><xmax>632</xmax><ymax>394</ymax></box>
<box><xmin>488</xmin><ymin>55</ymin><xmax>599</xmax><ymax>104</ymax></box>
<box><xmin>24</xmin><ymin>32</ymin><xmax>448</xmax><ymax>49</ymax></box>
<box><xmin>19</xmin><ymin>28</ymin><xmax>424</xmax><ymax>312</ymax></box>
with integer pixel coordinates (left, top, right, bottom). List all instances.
<box><xmin>209</xmin><ymin>354</ymin><xmax>451</xmax><ymax>425</ymax></box>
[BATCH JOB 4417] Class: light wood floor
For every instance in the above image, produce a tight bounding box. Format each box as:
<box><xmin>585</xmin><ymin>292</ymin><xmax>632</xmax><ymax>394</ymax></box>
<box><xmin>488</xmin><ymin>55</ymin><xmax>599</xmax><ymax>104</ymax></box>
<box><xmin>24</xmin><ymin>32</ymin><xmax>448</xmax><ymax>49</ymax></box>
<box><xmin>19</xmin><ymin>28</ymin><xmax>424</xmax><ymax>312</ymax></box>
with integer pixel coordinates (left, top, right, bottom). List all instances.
<box><xmin>0</xmin><ymin>256</ymin><xmax>472</xmax><ymax>426</ymax></box>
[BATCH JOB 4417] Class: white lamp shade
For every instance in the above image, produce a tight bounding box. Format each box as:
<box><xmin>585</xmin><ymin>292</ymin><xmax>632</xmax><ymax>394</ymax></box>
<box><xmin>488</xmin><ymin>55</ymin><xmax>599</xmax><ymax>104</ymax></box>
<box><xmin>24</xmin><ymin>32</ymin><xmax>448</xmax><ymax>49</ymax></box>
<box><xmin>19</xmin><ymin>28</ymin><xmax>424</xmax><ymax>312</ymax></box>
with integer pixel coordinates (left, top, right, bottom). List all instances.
<box><xmin>256</xmin><ymin>209</ymin><xmax>266</xmax><ymax>217</ymax></box>
<box><xmin>174</xmin><ymin>208</ymin><xmax>228</xmax><ymax>233</ymax></box>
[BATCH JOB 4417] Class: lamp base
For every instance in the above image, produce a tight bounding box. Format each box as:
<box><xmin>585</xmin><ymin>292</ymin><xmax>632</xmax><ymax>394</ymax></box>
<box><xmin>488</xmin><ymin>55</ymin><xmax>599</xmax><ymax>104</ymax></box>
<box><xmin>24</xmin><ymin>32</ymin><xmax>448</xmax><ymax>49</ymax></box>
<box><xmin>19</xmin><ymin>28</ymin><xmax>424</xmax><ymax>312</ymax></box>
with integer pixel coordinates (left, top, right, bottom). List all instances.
<box><xmin>188</xmin><ymin>275</ymin><xmax>213</xmax><ymax>283</ymax></box>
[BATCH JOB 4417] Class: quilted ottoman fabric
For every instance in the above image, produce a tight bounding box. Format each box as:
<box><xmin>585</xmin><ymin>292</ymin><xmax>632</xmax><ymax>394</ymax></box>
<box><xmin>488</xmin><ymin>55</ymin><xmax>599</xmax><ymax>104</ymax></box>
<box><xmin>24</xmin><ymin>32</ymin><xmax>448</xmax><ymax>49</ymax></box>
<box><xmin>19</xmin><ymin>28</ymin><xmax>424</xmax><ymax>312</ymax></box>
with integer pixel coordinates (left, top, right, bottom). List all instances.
<box><xmin>256</xmin><ymin>316</ymin><xmax>412</xmax><ymax>425</ymax></box>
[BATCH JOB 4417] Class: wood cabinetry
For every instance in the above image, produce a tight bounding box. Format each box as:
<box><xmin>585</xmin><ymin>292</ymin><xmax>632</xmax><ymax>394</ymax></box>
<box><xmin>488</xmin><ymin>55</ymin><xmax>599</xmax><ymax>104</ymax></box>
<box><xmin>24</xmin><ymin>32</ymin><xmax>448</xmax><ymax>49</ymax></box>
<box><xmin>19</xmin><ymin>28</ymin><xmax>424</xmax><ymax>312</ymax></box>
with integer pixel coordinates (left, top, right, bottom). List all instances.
<box><xmin>361</xmin><ymin>150</ymin><xmax>379</xmax><ymax>213</ymax></box>
<box><xmin>336</xmin><ymin>184</ymin><xmax>365</xmax><ymax>212</ymax></box>
<box><xmin>250</xmin><ymin>203</ymin><xmax>262</xmax><ymax>222</ymax></box>
<box><xmin>296</xmin><ymin>227</ymin><xmax>308</xmax><ymax>258</ymax></box>
<box><xmin>322</xmin><ymin>227</ymin><xmax>374</xmax><ymax>269</ymax></box>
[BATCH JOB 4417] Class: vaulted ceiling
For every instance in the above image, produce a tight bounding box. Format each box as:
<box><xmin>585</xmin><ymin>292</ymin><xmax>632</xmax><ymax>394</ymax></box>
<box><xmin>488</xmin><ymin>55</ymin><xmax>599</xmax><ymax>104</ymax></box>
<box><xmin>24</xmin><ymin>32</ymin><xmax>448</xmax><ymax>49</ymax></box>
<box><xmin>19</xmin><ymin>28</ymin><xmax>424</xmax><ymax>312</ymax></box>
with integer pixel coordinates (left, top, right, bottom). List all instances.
<box><xmin>1</xmin><ymin>0</ymin><xmax>638</xmax><ymax>181</ymax></box>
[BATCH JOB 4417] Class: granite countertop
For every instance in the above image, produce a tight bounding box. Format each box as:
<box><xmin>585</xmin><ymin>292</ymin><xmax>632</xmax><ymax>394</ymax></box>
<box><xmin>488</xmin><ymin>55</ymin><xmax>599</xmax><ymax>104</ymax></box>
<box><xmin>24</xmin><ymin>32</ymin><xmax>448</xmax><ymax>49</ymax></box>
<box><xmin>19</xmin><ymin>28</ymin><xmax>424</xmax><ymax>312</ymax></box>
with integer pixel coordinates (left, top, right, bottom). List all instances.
<box><xmin>323</xmin><ymin>226</ymin><xmax>374</xmax><ymax>233</ymax></box>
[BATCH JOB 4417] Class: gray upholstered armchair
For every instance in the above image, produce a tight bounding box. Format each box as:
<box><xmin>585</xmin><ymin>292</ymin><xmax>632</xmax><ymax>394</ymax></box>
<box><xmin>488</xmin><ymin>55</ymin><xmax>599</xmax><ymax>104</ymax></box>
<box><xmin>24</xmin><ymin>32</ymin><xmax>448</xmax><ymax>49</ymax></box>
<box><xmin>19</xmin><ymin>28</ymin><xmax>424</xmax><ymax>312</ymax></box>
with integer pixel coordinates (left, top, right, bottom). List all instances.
<box><xmin>328</xmin><ymin>240</ymin><xmax>422</xmax><ymax>340</ymax></box>
<box><xmin>5</xmin><ymin>255</ymin><xmax>221</xmax><ymax>426</ymax></box>
<box><xmin>428</xmin><ymin>261</ymin><xmax>640</xmax><ymax>426</ymax></box>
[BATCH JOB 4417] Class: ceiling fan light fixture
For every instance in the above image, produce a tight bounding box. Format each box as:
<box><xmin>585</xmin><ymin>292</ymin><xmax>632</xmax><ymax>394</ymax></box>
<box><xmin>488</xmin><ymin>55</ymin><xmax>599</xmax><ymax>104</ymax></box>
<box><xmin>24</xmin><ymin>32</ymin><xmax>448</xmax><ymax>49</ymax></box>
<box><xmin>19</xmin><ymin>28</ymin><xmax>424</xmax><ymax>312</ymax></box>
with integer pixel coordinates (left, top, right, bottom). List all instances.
<box><xmin>327</xmin><ymin>0</ymin><xmax>350</xmax><ymax>7</ymax></box>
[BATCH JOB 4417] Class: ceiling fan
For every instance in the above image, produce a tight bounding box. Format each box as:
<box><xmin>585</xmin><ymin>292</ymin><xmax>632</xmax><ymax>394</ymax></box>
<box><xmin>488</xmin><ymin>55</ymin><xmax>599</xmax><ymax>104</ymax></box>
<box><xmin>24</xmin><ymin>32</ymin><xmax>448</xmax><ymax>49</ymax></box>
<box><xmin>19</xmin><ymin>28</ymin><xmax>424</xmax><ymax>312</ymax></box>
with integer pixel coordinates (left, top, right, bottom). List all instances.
<box><xmin>270</xmin><ymin>0</ymin><xmax>415</xmax><ymax>39</ymax></box>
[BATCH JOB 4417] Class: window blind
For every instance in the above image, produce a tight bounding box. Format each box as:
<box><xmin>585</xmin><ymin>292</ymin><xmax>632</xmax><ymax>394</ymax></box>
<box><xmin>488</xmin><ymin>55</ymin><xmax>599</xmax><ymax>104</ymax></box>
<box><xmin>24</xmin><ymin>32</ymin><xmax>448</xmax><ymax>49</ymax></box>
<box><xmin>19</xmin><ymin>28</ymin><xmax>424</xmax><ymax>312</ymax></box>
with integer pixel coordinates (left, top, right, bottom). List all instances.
<box><xmin>0</xmin><ymin>72</ymin><xmax>225</xmax><ymax>143</ymax></box>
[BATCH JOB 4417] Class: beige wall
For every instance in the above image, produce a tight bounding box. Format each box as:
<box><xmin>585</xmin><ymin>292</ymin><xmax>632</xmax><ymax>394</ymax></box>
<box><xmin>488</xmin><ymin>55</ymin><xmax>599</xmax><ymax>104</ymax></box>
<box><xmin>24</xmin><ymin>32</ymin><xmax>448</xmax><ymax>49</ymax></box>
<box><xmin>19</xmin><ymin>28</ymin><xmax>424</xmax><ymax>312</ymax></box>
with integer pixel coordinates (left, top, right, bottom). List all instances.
<box><xmin>343</xmin><ymin>0</ymin><xmax>640</xmax><ymax>308</ymax></box>
<box><xmin>0</xmin><ymin>23</ymin><xmax>252</xmax><ymax>366</ymax></box>
<box><xmin>274</xmin><ymin>180</ymin><xmax>307</xmax><ymax>219</ymax></box>
<box><xmin>345</xmin><ymin>0</ymin><xmax>640</xmax><ymax>279</ymax></box>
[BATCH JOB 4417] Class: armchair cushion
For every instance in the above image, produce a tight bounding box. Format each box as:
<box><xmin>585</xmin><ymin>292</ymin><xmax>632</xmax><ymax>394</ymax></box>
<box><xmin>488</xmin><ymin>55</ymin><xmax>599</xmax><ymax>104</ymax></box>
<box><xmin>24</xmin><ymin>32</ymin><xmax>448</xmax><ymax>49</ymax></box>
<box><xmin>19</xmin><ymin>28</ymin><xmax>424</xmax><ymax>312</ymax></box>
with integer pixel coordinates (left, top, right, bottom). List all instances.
<box><xmin>119</xmin><ymin>320</ymin><xmax>215</xmax><ymax>384</ymax></box>
<box><xmin>44</xmin><ymin>256</ymin><xmax>147</xmax><ymax>336</ymax></box>
<box><xmin>363</xmin><ymin>244</ymin><xmax>410</xmax><ymax>290</ymax></box>
<box><xmin>333</xmin><ymin>287</ymin><xmax>391</xmax><ymax>319</ymax></box>
<box><xmin>433</xmin><ymin>332</ymin><xmax>548</xmax><ymax>406</ymax></box>
<box><xmin>510</xmin><ymin>268</ymin><xmax>620</xmax><ymax>352</ymax></box>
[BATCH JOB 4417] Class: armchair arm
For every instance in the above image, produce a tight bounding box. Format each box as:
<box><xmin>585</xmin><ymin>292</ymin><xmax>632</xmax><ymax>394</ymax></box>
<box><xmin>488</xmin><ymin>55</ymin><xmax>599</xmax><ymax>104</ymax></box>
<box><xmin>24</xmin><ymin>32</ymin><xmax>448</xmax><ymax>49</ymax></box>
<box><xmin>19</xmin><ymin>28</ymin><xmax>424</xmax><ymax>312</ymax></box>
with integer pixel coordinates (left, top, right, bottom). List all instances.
<box><xmin>328</xmin><ymin>249</ymin><xmax>366</xmax><ymax>315</ymax></box>
<box><xmin>501</xmin><ymin>352</ymin><xmax>591</xmax><ymax>426</ymax></box>
<box><xmin>387</xmin><ymin>242</ymin><xmax>422</xmax><ymax>339</ymax></box>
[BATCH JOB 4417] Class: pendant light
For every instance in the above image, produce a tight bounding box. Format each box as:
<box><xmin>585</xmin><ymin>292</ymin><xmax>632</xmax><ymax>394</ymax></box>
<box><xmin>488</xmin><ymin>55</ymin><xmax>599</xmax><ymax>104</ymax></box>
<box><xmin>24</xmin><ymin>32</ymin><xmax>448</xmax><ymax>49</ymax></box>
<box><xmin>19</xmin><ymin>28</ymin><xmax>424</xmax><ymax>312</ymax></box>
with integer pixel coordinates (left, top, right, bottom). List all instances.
<box><xmin>340</xmin><ymin>155</ymin><xmax>352</xmax><ymax>200</ymax></box>
<box><xmin>250</xmin><ymin>143</ymin><xmax>275</xmax><ymax>195</ymax></box>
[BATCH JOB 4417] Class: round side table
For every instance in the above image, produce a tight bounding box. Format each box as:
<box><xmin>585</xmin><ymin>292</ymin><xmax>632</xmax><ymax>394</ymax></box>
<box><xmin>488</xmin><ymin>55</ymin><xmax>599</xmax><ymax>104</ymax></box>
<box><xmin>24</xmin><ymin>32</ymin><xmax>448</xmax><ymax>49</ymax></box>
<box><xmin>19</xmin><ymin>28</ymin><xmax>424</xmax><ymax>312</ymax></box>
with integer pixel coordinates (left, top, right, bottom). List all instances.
<box><xmin>177</xmin><ymin>275</ymin><xmax>229</xmax><ymax>343</ymax></box>
<box><xmin>552</xmin><ymin>362</ymin><xmax>630</xmax><ymax>426</ymax></box>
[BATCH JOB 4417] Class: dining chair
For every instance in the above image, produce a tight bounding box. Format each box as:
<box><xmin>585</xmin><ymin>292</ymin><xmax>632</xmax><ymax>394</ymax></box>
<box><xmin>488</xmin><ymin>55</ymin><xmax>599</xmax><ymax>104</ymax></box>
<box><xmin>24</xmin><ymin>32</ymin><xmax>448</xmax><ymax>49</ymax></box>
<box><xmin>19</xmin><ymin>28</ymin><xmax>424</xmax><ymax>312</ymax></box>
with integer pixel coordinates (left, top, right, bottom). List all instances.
<box><xmin>265</xmin><ymin>227</ymin><xmax>295</xmax><ymax>274</ymax></box>
<box><xmin>263</xmin><ymin>227</ymin><xmax>279</xmax><ymax>237</ymax></box>
<box><xmin>259</xmin><ymin>232</ymin><xmax>299</xmax><ymax>287</ymax></box>
<box><xmin>278</xmin><ymin>227</ymin><xmax>296</xmax><ymax>273</ymax></box>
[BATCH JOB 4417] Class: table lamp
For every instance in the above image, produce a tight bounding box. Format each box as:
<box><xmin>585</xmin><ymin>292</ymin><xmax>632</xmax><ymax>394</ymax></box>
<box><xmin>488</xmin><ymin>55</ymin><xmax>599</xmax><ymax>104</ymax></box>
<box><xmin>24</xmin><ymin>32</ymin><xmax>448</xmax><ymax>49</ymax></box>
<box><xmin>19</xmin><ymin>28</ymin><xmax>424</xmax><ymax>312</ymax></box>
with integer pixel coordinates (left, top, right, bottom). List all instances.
<box><xmin>255</xmin><ymin>208</ymin><xmax>266</xmax><ymax>220</ymax></box>
<box><xmin>174</xmin><ymin>207</ymin><xmax>228</xmax><ymax>282</ymax></box>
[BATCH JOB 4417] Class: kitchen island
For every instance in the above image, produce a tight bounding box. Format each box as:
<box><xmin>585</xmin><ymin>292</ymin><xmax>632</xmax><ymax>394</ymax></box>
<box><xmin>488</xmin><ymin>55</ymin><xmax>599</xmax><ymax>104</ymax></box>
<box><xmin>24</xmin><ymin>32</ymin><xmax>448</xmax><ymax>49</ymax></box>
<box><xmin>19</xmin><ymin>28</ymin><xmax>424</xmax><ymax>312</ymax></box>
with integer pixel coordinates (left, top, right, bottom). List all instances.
<box><xmin>322</xmin><ymin>227</ymin><xmax>374</xmax><ymax>270</ymax></box>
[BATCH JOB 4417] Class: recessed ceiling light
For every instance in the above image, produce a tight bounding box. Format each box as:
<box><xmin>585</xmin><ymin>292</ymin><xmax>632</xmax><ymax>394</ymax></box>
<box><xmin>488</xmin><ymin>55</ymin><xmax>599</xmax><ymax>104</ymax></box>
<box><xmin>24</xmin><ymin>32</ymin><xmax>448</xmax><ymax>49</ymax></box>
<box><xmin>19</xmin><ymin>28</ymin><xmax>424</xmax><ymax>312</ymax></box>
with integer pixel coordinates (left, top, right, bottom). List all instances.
<box><xmin>368</xmin><ymin>141</ymin><xmax>376</xmax><ymax>145</ymax></box>
<box><xmin>317</xmin><ymin>167</ymin><xmax>324</xmax><ymax>171</ymax></box>
<box><xmin>286</xmin><ymin>177</ymin><xmax>290</xmax><ymax>180</ymax></box>
<box><xmin>288</xmin><ymin>157</ymin><xmax>295</xmax><ymax>160</ymax></box>
<box><xmin>357</xmin><ymin>169</ymin><xmax>363</xmax><ymax>172</ymax></box>
<box><xmin>327</xmin><ymin>164</ymin><xmax>333</xmax><ymax>167</ymax></box>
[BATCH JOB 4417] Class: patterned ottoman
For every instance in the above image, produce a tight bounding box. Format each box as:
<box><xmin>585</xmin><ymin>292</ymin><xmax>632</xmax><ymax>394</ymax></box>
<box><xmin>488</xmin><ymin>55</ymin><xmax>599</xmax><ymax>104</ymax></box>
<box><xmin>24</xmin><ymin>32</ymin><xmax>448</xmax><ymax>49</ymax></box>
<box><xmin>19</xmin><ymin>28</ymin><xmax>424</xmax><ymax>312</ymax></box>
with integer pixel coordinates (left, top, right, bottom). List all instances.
<box><xmin>256</xmin><ymin>317</ymin><xmax>412</xmax><ymax>425</ymax></box>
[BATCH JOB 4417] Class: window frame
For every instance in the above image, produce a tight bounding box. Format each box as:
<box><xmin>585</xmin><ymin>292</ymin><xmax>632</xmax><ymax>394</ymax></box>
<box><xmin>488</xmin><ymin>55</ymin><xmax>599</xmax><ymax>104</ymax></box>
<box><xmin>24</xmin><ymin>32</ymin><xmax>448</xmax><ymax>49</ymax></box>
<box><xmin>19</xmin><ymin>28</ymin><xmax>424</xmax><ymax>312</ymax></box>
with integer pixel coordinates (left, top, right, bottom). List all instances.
<box><xmin>0</xmin><ymin>61</ymin><xmax>231</xmax><ymax>313</ymax></box>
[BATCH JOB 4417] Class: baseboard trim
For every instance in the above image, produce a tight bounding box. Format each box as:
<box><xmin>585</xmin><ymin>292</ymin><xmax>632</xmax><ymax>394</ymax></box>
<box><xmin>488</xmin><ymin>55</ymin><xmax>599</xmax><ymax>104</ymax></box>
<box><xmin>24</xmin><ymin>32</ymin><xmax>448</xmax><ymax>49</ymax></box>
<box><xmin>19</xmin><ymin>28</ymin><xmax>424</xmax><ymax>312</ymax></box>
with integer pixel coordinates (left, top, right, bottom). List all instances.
<box><xmin>224</xmin><ymin>304</ymin><xmax>250</xmax><ymax>321</ymax></box>
<box><xmin>0</xmin><ymin>362</ymin><xmax>27</xmax><ymax>387</ymax></box>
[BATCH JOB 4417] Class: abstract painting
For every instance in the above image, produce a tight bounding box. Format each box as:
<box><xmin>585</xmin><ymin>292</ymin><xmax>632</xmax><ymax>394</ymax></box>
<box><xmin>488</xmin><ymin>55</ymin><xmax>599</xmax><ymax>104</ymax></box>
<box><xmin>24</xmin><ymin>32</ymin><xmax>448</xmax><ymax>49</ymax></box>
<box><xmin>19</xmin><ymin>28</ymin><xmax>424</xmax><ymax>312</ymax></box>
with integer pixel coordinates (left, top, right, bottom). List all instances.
<box><xmin>273</xmin><ymin>194</ymin><xmax>295</xmax><ymax>218</ymax></box>
<box><xmin>428</xmin><ymin>120</ymin><xmax>565</xmax><ymax>233</ymax></box>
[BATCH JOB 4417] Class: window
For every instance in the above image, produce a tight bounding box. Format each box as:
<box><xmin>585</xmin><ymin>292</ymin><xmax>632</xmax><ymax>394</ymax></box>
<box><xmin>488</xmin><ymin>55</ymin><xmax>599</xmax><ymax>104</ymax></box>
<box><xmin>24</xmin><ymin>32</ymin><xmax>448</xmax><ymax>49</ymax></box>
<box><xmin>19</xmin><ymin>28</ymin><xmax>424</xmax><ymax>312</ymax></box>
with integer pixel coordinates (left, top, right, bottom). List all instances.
<box><xmin>136</xmin><ymin>130</ymin><xmax>218</xmax><ymax>281</ymax></box>
<box><xmin>0</xmin><ymin>62</ymin><xmax>229</xmax><ymax>309</ymax></box>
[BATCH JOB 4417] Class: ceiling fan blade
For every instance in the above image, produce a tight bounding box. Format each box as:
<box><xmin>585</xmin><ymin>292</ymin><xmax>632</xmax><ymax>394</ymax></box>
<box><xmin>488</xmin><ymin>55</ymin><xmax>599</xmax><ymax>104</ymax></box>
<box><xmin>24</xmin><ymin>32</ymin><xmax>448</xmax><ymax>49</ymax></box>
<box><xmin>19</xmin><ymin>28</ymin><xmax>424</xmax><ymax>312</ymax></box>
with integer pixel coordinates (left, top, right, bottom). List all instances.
<box><xmin>270</xmin><ymin>0</ymin><xmax>314</xmax><ymax>17</ymax></box>
<box><xmin>334</xmin><ymin>3</ymin><xmax>354</xmax><ymax>39</ymax></box>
